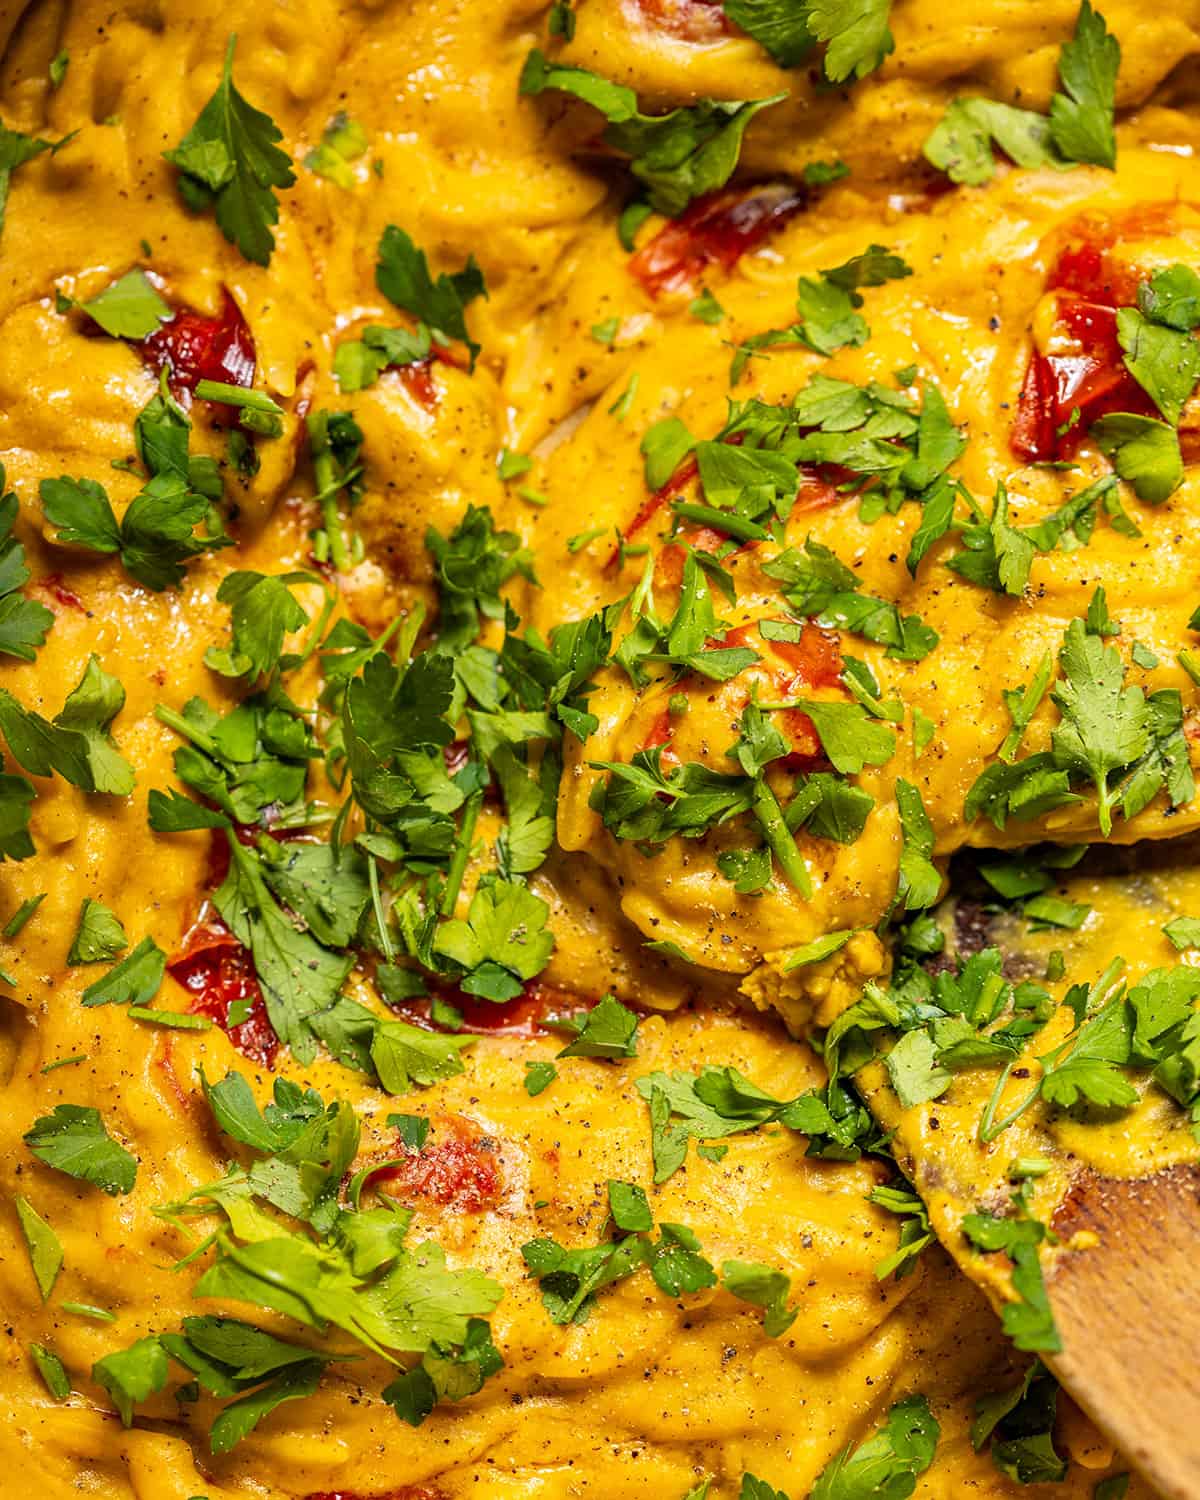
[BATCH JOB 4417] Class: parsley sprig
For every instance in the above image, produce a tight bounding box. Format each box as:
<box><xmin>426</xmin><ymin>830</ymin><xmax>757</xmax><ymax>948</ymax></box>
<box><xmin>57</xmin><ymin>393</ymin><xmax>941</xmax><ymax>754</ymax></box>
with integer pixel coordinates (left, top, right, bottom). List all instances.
<box><xmin>164</xmin><ymin>35</ymin><xmax>296</xmax><ymax>266</ymax></box>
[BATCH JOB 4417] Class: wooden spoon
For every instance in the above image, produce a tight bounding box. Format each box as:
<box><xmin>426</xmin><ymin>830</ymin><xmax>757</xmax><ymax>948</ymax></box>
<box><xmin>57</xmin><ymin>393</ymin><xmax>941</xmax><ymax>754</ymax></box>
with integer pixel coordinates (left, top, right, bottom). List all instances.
<box><xmin>1046</xmin><ymin>1163</ymin><xmax>1200</xmax><ymax>1500</ymax></box>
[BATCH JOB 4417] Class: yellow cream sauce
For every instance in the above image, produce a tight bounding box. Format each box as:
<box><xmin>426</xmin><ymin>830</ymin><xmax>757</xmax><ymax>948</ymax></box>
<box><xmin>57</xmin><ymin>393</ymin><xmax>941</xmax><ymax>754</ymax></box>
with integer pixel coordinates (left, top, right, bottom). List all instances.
<box><xmin>0</xmin><ymin>0</ymin><xmax>1198</xmax><ymax>1495</ymax></box>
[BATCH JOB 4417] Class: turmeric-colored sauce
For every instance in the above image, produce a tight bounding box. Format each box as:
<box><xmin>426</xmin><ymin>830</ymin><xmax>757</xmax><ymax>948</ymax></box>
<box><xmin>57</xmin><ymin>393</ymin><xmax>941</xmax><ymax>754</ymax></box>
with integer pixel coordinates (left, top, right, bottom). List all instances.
<box><xmin>3</xmin><ymin>1</ymin><xmax>1200</xmax><ymax>1495</ymax></box>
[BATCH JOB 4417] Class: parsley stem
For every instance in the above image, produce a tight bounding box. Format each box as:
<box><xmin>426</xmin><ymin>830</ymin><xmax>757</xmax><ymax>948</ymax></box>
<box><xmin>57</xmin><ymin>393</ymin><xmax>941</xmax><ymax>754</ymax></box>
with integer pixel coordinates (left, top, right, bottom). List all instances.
<box><xmin>316</xmin><ymin>458</ymin><xmax>351</xmax><ymax>570</ymax></box>
<box><xmin>193</xmin><ymin>379</ymin><xmax>284</xmax><ymax>416</ymax></box>
<box><xmin>295</xmin><ymin>582</ymin><xmax>339</xmax><ymax>668</ymax></box>
<box><xmin>441</xmin><ymin>790</ymin><xmax>483</xmax><ymax>917</ymax></box>
<box><xmin>367</xmin><ymin>852</ymin><xmax>394</xmax><ymax>963</ymax></box>
<box><xmin>977</xmin><ymin>1059</ymin><xmax>1041</xmax><ymax>1144</ymax></box>
<box><xmin>752</xmin><ymin>779</ymin><xmax>812</xmax><ymax>898</ymax></box>
<box><xmin>395</xmin><ymin>600</ymin><xmax>427</xmax><ymax>668</ymax></box>
<box><xmin>154</xmin><ymin>702</ymin><xmax>218</xmax><ymax>756</ymax></box>
<box><xmin>671</xmin><ymin>501</ymin><xmax>768</xmax><ymax>542</ymax></box>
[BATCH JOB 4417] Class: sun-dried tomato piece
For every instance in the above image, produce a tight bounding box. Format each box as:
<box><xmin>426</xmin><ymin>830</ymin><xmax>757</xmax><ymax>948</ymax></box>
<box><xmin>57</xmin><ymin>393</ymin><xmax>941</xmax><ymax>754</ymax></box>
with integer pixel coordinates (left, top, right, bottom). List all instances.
<box><xmin>629</xmin><ymin>183</ymin><xmax>806</xmax><ymax>299</ymax></box>
<box><xmin>386</xmin><ymin>982</ymin><xmax>591</xmax><ymax>1038</ymax></box>
<box><xmin>624</xmin><ymin>0</ymin><xmax>730</xmax><ymax>40</ymax></box>
<box><xmin>140</xmin><ymin>289</ymin><xmax>255</xmax><ymax>405</ymax></box>
<box><xmin>365</xmin><ymin>1114</ymin><xmax>503</xmax><ymax>1212</ymax></box>
<box><xmin>168</xmin><ymin>916</ymin><xmax>277</xmax><ymax>1067</ymax></box>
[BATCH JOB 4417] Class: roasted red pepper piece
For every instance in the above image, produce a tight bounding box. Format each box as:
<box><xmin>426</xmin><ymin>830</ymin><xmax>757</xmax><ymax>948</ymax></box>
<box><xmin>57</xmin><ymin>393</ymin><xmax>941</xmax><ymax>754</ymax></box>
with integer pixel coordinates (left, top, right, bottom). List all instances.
<box><xmin>140</xmin><ymin>288</ymin><xmax>255</xmax><ymax>405</ymax></box>
<box><xmin>1012</xmin><ymin>231</ymin><xmax>1162</xmax><ymax>462</ymax></box>
<box><xmin>168</xmin><ymin>916</ymin><xmax>278</xmax><ymax>1067</ymax></box>
<box><xmin>629</xmin><ymin>183</ymin><xmax>806</xmax><ymax>299</ymax></box>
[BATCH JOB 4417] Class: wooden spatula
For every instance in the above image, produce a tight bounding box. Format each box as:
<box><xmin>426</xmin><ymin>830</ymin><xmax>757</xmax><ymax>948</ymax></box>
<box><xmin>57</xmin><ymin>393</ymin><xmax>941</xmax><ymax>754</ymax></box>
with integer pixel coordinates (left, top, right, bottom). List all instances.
<box><xmin>1046</xmin><ymin>1163</ymin><xmax>1200</xmax><ymax>1500</ymax></box>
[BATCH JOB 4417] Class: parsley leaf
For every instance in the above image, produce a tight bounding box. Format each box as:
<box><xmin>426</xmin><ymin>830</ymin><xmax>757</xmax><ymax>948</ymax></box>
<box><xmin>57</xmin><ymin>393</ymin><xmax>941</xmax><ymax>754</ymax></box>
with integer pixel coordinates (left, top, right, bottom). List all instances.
<box><xmin>764</xmin><ymin>539</ymin><xmax>938</xmax><ymax>660</ymax></box>
<box><xmin>370</xmin><ymin>1019</ymin><xmax>476</xmax><ymax>1095</ymax></box>
<box><xmin>589</xmin><ymin>747</ymin><xmax>755</xmax><ymax>845</ymax></box>
<box><xmin>1091</xmin><ymin>412</ymin><xmax>1183</xmax><ymax>502</ymax></box>
<box><xmin>382</xmin><ymin>1317</ymin><xmax>503</xmax><ymax>1428</ymax></box>
<box><xmin>810</xmin><ymin>1393</ymin><xmax>940</xmax><ymax>1498</ymax></box>
<box><xmin>0</xmin><ymin>774</ymin><xmax>34</xmax><ymax>861</ymax></box>
<box><xmin>972</xmin><ymin>1361</ymin><xmax>1068</xmax><ymax>1485</ymax></box>
<box><xmin>554</xmin><ymin>993</ymin><xmax>640</xmax><ymax>1059</ymax></box>
<box><xmin>923</xmin><ymin>2</ymin><xmax>1119</xmax><ymax>183</ymax></box>
<box><xmin>40</xmin><ymin>472</ymin><xmax>231</xmax><ymax>591</ymax></box>
<box><xmin>1049</xmin><ymin>0</ymin><xmax>1120</xmax><ymax>169</ymax></box>
<box><xmin>203</xmin><ymin>570</ymin><xmax>312</xmax><ymax>680</ymax></box>
<box><xmin>426</xmin><ymin>506</ymin><xmax>533</xmax><ymax>651</ymax></box>
<box><xmin>163</xmin><ymin>35</ymin><xmax>296</xmax><ymax>266</ymax></box>
<box><xmin>1164</xmin><ymin>916</ymin><xmax>1200</xmax><ymax>951</ymax></box>
<box><xmin>14</xmin><ymin>1194</ymin><xmax>63</xmax><ymax>1300</ymax></box>
<box><xmin>636</xmin><ymin>1066</ymin><xmax>879</xmax><ymax>1181</ymax></box>
<box><xmin>642</xmin><ymin>415</ymin><xmax>695</xmax><ymax>490</ymax></box>
<box><xmin>807</xmin><ymin>0</ymin><xmax>894</xmax><ymax>82</ymax></box>
<box><xmin>720</xmin><ymin>1259</ymin><xmax>797</xmax><ymax>1336</ymax></box>
<box><xmin>213</xmin><ymin>834</ymin><xmax>353</xmax><ymax>1063</ymax></box>
<box><xmin>962</xmin><ymin>1210</ymin><xmax>1061</xmax><ymax>1353</ymax></box>
<box><xmin>524</xmin><ymin>1059</ymin><xmax>558</xmax><ymax>1096</ymax></box>
<box><xmin>519</xmin><ymin>51</ymin><xmax>784</xmax><ymax>218</ymax></box>
<box><xmin>895</xmin><ymin>779</ymin><xmax>941</xmax><ymax>911</ymax></box>
<box><xmin>80</xmin><ymin>936</ymin><xmax>166</xmax><ymax>1008</ymax></box>
<box><xmin>735</xmin><ymin>248</ymin><xmax>911</xmax><ymax>372</ymax></box>
<box><xmin>608</xmin><ymin>1178</ymin><xmax>654</xmax><ymax>1232</ymax></box>
<box><xmin>792</xmin><ymin>699</ymin><xmax>896</xmax><ymax>774</ymax></box>
<box><xmin>998</xmin><ymin>652</ymin><xmax>1053</xmax><ymax>761</ymax></box>
<box><xmin>723</xmin><ymin>0</ymin><xmax>814</xmax><ymax>67</ymax></box>
<box><xmin>333</xmin><ymin>322</ymin><xmax>431</xmax><ymax>392</ymax></box>
<box><xmin>53</xmin><ymin>655</ymin><xmax>136</xmax><ymax>795</ymax></box>
<box><xmin>1050</xmin><ymin>618</ymin><xmax>1150</xmax><ymax>835</ymax></box>
<box><xmin>24</xmin><ymin>1104</ymin><xmax>137</xmax><ymax>1196</ymax></box>
<box><xmin>1116</xmin><ymin>306</ymin><xmax>1200</xmax><ymax>424</ymax></box>
<box><xmin>82</xmin><ymin>270</ymin><xmax>171</xmax><ymax>339</ymax></box>
<box><xmin>0</xmin><ymin>120</ymin><xmax>73</xmax><ymax>241</ymax></box>
<box><xmin>92</xmin><ymin>1336</ymin><xmax>169</xmax><ymax>1426</ymax></box>
<box><xmin>376</xmin><ymin>225</ymin><xmax>486</xmax><ymax>369</ymax></box>
<box><xmin>0</xmin><ymin>471</ymin><xmax>53</xmax><ymax>662</ymax></box>
<box><xmin>1140</xmin><ymin>263</ymin><xmax>1200</xmax><ymax>331</ymax></box>
<box><xmin>66</xmin><ymin>898</ymin><xmax>128</xmax><ymax>965</ymax></box>
<box><xmin>923</xmin><ymin>98</ymin><xmax>1059</xmax><ymax>186</ymax></box>
<box><xmin>433</xmin><ymin>876</ymin><xmax>554</xmax><ymax>1000</ymax></box>
<box><xmin>0</xmin><ymin>656</ymin><xmax>134</xmax><ymax>798</ymax></box>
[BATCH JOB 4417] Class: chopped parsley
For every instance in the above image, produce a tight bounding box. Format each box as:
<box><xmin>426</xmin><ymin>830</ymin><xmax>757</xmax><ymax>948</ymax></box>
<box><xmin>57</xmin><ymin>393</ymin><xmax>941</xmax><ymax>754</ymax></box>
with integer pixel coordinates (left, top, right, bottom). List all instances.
<box><xmin>66</xmin><ymin>898</ymin><xmax>128</xmax><ymax>965</ymax></box>
<box><xmin>962</xmin><ymin>1208</ymin><xmax>1060</xmax><ymax>1353</ymax></box>
<box><xmin>15</xmin><ymin>1194</ymin><xmax>63</xmax><ymax>1300</ymax></box>
<box><xmin>0</xmin><ymin>119</ymin><xmax>74</xmax><ymax>242</ymax></box>
<box><xmin>163</xmin><ymin>35</ymin><xmax>296</xmax><ymax>266</ymax></box>
<box><xmin>924</xmin><ymin>2</ymin><xmax>1119</xmax><ymax>183</ymax></box>
<box><xmin>304</xmin><ymin>113</ymin><xmax>368</xmax><ymax>188</ymax></box>
<box><xmin>24</xmin><ymin>1103</ymin><xmax>138</xmax><ymax>1196</ymax></box>
<box><xmin>375</xmin><ymin>224</ymin><xmax>486</xmax><ymax>368</ymax></box>
<box><xmin>40</xmin><ymin>467</ymin><xmax>231</xmax><ymax>592</ymax></box>
<box><xmin>519</xmin><ymin>51</ymin><xmax>784</xmax><ymax>219</ymax></box>
<box><xmin>81</xmin><ymin>269</ymin><xmax>171</xmax><ymax>339</ymax></box>
<box><xmin>810</xmin><ymin>1394</ymin><xmax>940</xmax><ymax>1497</ymax></box>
